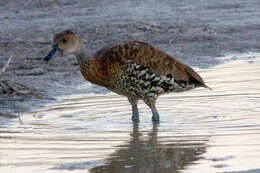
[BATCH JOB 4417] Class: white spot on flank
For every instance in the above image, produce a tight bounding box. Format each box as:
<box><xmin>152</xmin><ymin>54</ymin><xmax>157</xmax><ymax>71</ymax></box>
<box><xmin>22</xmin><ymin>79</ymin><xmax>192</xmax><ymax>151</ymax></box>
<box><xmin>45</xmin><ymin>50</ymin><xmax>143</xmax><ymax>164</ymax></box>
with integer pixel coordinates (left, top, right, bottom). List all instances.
<box><xmin>154</xmin><ymin>77</ymin><xmax>160</xmax><ymax>81</ymax></box>
<box><xmin>139</xmin><ymin>70</ymin><xmax>145</xmax><ymax>76</ymax></box>
<box><xmin>150</xmin><ymin>74</ymin><xmax>156</xmax><ymax>78</ymax></box>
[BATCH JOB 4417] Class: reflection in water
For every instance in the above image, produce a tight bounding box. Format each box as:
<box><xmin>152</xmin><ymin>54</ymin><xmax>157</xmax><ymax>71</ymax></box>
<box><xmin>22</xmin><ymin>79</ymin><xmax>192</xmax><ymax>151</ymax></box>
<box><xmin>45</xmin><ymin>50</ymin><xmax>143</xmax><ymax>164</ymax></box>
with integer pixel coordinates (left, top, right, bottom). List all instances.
<box><xmin>90</xmin><ymin>124</ymin><xmax>206</xmax><ymax>173</ymax></box>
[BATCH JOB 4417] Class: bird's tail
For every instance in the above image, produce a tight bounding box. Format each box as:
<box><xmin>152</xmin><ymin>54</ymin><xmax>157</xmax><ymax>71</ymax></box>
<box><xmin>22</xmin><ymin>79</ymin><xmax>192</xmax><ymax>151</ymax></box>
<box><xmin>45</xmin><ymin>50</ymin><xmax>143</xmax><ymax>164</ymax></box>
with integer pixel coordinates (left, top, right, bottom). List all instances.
<box><xmin>202</xmin><ymin>84</ymin><xmax>212</xmax><ymax>90</ymax></box>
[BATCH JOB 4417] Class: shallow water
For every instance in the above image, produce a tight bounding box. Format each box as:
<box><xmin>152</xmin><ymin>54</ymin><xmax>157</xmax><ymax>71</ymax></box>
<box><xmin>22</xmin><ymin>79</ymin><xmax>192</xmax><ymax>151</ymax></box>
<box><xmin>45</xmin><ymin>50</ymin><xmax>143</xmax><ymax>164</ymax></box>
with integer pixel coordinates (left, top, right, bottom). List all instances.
<box><xmin>0</xmin><ymin>58</ymin><xmax>260</xmax><ymax>173</ymax></box>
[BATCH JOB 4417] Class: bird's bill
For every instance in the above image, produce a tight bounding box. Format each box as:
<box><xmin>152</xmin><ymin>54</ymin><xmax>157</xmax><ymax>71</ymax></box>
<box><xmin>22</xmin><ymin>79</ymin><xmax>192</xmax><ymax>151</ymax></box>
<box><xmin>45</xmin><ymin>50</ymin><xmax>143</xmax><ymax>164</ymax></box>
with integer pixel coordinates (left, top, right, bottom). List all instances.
<box><xmin>43</xmin><ymin>44</ymin><xmax>59</xmax><ymax>61</ymax></box>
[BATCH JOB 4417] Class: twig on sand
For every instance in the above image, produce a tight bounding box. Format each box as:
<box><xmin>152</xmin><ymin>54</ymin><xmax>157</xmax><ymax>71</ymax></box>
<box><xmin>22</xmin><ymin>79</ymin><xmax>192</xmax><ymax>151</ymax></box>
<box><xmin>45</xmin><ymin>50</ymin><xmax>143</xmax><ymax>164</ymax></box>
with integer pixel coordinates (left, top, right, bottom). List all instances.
<box><xmin>0</xmin><ymin>56</ymin><xmax>13</xmax><ymax>78</ymax></box>
<box><xmin>0</xmin><ymin>111</ymin><xmax>18</xmax><ymax>119</ymax></box>
<box><xmin>0</xmin><ymin>56</ymin><xmax>44</xmax><ymax>99</ymax></box>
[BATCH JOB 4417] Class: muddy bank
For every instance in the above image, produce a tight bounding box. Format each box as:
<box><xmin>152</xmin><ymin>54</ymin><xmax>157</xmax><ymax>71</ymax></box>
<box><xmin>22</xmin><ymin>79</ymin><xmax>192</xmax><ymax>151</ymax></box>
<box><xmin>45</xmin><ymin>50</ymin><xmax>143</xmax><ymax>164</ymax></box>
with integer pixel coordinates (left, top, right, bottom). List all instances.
<box><xmin>1</xmin><ymin>0</ymin><xmax>260</xmax><ymax>113</ymax></box>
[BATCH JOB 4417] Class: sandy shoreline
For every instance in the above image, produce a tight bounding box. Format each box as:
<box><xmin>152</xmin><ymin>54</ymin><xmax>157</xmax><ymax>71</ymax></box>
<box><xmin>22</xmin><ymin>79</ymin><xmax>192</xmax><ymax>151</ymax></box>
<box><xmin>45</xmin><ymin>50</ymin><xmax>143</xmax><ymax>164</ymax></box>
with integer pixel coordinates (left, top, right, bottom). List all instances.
<box><xmin>1</xmin><ymin>0</ymin><xmax>260</xmax><ymax>114</ymax></box>
<box><xmin>1</xmin><ymin>1</ymin><xmax>260</xmax><ymax>172</ymax></box>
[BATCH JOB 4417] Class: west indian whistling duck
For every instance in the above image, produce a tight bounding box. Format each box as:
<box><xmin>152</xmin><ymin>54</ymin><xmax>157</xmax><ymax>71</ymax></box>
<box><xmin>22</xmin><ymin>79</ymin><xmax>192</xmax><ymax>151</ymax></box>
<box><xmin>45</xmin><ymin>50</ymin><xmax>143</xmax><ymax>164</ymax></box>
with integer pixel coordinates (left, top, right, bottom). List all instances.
<box><xmin>44</xmin><ymin>30</ymin><xmax>211</xmax><ymax>123</ymax></box>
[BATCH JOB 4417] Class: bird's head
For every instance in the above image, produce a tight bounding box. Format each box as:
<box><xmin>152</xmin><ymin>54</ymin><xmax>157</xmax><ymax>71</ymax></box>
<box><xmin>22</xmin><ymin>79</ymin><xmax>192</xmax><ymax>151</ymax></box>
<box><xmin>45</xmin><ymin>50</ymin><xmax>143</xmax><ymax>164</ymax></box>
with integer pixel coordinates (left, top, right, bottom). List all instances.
<box><xmin>44</xmin><ymin>30</ymin><xmax>80</xmax><ymax>61</ymax></box>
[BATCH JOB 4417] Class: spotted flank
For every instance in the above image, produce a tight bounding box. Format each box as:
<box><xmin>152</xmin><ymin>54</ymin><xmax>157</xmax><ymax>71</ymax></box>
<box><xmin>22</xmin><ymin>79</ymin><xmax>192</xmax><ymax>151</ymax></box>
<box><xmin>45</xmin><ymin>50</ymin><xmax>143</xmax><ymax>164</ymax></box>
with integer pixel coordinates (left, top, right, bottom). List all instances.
<box><xmin>126</xmin><ymin>60</ymin><xmax>195</xmax><ymax>96</ymax></box>
<box><xmin>44</xmin><ymin>30</ymin><xmax>210</xmax><ymax>123</ymax></box>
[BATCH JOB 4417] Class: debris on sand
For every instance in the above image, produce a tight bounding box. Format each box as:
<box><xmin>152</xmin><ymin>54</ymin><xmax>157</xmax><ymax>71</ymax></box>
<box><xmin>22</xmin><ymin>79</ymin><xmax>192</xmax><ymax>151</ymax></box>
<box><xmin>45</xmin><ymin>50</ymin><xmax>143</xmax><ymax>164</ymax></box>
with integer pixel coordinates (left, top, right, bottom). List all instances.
<box><xmin>0</xmin><ymin>111</ymin><xmax>18</xmax><ymax>119</ymax></box>
<box><xmin>0</xmin><ymin>80</ymin><xmax>44</xmax><ymax>99</ymax></box>
<box><xmin>0</xmin><ymin>56</ymin><xmax>43</xmax><ymax>99</ymax></box>
<box><xmin>0</xmin><ymin>56</ymin><xmax>45</xmax><ymax>118</ymax></box>
<box><xmin>0</xmin><ymin>56</ymin><xmax>13</xmax><ymax>78</ymax></box>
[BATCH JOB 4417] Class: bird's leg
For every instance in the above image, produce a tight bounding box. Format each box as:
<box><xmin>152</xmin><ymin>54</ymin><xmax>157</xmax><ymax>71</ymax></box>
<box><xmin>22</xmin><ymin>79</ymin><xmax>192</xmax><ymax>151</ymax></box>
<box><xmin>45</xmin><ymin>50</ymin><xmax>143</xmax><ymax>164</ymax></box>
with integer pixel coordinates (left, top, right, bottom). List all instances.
<box><xmin>151</xmin><ymin>107</ymin><xmax>160</xmax><ymax>123</ymax></box>
<box><xmin>144</xmin><ymin>99</ymin><xmax>160</xmax><ymax>123</ymax></box>
<box><xmin>131</xmin><ymin>104</ymin><xmax>139</xmax><ymax>123</ymax></box>
<box><xmin>128</xmin><ymin>97</ymin><xmax>139</xmax><ymax>123</ymax></box>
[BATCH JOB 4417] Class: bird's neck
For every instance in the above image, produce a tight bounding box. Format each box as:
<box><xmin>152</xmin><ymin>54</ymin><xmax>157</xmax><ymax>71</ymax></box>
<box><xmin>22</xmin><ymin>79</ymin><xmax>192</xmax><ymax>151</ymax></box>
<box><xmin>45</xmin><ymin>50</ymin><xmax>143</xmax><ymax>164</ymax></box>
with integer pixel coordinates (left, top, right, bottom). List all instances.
<box><xmin>74</xmin><ymin>42</ymin><xmax>92</xmax><ymax>66</ymax></box>
<box><xmin>73</xmin><ymin>42</ymin><xmax>107</xmax><ymax>87</ymax></box>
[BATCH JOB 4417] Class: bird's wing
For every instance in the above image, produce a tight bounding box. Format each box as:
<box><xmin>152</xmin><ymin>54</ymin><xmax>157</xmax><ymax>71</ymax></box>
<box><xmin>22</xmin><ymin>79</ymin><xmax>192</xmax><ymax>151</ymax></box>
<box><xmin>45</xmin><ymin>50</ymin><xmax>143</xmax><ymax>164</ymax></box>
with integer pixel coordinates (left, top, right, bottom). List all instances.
<box><xmin>94</xmin><ymin>41</ymin><xmax>208</xmax><ymax>88</ymax></box>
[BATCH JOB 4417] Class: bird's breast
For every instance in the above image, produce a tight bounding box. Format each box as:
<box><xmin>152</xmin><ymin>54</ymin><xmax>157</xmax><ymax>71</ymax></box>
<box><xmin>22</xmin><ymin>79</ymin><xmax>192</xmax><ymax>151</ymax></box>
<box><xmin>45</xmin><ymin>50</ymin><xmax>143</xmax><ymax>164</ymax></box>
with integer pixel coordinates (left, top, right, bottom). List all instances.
<box><xmin>79</xmin><ymin>59</ymin><xmax>111</xmax><ymax>87</ymax></box>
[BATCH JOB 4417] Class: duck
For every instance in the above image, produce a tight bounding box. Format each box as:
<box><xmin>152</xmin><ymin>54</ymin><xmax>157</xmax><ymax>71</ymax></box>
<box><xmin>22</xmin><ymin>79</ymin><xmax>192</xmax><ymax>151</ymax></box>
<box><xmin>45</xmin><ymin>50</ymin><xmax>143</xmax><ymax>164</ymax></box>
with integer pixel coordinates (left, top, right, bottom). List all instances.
<box><xmin>44</xmin><ymin>30</ymin><xmax>210</xmax><ymax>123</ymax></box>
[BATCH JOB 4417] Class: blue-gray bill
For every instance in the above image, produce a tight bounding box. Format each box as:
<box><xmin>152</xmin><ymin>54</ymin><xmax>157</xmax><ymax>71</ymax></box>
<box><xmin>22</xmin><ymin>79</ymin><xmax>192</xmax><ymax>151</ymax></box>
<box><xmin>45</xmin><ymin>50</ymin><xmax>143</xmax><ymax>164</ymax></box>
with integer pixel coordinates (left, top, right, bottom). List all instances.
<box><xmin>43</xmin><ymin>45</ymin><xmax>58</xmax><ymax>61</ymax></box>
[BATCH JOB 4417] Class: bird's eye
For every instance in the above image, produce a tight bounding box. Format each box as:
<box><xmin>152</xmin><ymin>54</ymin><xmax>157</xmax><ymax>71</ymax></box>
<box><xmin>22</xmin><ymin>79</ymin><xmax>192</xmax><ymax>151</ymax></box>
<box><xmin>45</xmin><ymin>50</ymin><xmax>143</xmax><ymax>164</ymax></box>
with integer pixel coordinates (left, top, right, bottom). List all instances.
<box><xmin>62</xmin><ymin>38</ymin><xmax>67</xmax><ymax>43</ymax></box>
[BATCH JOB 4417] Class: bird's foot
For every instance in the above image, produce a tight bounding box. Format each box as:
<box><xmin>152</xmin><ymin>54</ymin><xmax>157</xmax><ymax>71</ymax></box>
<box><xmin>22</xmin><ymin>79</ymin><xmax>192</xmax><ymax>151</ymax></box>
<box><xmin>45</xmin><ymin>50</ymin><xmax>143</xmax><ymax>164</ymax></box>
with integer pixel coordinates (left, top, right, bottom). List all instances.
<box><xmin>152</xmin><ymin>115</ymin><xmax>160</xmax><ymax>124</ymax></box>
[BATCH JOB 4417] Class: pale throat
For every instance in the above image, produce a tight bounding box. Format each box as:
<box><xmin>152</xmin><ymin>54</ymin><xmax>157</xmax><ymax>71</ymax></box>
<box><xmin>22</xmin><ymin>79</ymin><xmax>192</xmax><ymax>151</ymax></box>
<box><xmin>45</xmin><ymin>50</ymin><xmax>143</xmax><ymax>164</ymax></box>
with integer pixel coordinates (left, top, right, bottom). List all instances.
<box><xmin>74</xmin><ymin>42</ymin><xmax>92</xmax><ymax>66</ymax></box>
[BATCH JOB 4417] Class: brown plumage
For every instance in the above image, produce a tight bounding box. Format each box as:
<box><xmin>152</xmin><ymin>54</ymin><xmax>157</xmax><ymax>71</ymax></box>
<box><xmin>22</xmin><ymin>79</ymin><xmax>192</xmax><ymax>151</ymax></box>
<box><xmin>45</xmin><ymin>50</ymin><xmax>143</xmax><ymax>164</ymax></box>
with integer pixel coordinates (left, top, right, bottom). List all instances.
<box><xmin>93</xmin><ymin>41</ymin><xmax>209</xmax><ymax>87</ymax></box>
<box><xmin>44</xmin><ymin>30</ymin><xmax>210</xmax><ymax>123</ymax></box>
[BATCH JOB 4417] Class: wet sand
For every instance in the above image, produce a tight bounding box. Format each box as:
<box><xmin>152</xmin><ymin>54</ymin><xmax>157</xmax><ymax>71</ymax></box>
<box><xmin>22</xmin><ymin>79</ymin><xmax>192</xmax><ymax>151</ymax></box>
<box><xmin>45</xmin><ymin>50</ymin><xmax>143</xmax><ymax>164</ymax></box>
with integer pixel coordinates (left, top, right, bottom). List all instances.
<box><xmin>0</xmin><ymin>58</ymin><xmax>259</xmax><ymax>173</ymax></box>
<box><xmin>1</xmin><ymin>0</ymin><xmax>260</xmax><ymax>110</ymax></box>
<box><xmin>1</xmin><ymin>1</ymin><xmax>260</xmax><ymax>172</ymax></box>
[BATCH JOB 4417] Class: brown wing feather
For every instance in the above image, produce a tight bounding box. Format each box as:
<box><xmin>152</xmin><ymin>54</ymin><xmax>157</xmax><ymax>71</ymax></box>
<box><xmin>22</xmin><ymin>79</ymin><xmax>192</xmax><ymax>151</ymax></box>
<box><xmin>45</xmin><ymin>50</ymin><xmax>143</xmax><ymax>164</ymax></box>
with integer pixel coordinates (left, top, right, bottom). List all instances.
<box><xmin>94</xmin><ymin>41</ymin><xmax>208</xmax><ymax>88</ymax></box>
